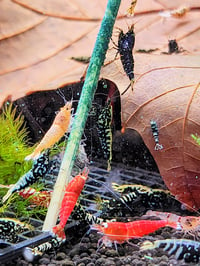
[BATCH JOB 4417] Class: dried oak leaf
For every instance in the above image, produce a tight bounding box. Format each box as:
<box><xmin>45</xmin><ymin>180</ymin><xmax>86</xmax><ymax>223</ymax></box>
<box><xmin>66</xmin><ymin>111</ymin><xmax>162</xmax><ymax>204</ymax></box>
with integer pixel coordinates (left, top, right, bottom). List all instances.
<box><xmin>0</xmin><ymin>0</ymin><xmax>184</xmax><ymax>107</ymax></box>
<box><xmin>1</xmin><ymin>0</ymin><xmax>200</xmax><ymax>210</ymax></box>
<box><xmin>102</xmin><ymin>53</ymin><xmax>200</xmax><ymax>210</ymax></box>
<box><xmin>0</xmin><ymin>0</ymin><xmax>199</xmax><ymax>107</ymax></box>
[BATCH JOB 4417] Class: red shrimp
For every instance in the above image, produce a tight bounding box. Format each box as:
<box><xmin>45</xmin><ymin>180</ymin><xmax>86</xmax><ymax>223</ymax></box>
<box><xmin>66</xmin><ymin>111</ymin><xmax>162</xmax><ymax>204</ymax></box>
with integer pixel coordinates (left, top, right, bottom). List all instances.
<box><xmin>19</xmin><ymin>187</ymin><xmax>52</xmax><ymax>208</ymax></box>
<box><xmin>146</xmin><ymin>210</ymin><xmax>200</xmax><ymax>235</ymax></box>
<box><xmin>53</xmin><ymin>168</ymin><xmax>89</xmax><ymax>239</ymax></box>
<box><xmin>0</xmin><ymin>184</ymin><xmax>52</xmax><ymax>208</ymax></box>
<box><xmin>92</xmin><ymin>219</ymin><xmax>181</xmax><ymax>247</ymax></box>
<box><xmin>25</xmin><ymin>101</ymin><xmax>72</xmax><ymax>161</ymax></box>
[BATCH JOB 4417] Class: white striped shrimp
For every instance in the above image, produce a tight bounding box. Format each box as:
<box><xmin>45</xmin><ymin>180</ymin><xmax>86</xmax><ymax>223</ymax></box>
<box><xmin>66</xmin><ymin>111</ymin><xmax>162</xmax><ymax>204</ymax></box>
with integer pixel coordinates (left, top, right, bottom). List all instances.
<box><xmin>25</xmin><ymin>101</ymin><xmax>72</xmax><ymax>161</ymax></box>
<box><xmin>141</xmin><ymin>238</ymin><xmax>200</xmax><ymax>263</ymax></box>
<box><xmin>23</xmin><ymin>235</ymin><xmax>65</xmax><ymax>262</ymax></box>
<box><xmin>146</xmin><ymin>210</ymin><xmax>200</xmax><ymax>237</ymax></box>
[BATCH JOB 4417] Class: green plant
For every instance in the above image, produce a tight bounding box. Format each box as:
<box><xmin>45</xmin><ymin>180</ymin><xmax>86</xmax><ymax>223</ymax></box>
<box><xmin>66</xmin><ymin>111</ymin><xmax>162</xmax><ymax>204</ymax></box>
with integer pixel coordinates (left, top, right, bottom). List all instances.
<box><xmin>0</xmin><ymin>102</ymin><xmax>33</xmax><ymax>185</ymax></box>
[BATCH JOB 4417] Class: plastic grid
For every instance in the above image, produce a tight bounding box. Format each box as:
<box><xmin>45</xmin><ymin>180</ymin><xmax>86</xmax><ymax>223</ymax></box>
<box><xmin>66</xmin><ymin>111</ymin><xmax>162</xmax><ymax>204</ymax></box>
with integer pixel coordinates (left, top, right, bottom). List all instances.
<box><xmin>0</xmin><ymin>162</ymin><xmax>163</xmax><ymax>263</ymax></box>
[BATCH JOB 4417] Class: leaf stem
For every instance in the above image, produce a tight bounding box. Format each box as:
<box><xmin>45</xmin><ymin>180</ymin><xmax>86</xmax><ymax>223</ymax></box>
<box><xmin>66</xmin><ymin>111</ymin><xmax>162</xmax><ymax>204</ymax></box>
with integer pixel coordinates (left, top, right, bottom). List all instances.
<box><xmin>43</xmin><ymin>0</ymin><xmax>121</xmax><ymax>231</ymax></box>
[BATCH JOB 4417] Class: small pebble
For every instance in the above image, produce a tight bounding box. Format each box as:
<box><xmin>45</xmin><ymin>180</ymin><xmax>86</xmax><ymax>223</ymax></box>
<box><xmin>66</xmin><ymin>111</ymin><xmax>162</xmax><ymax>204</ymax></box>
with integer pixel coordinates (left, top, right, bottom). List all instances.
<box><xmin>38</xmin><ymin>258</ymin><xmax>50</xmax><ymax>265</ymax></box>
<box><xmin>80</xmin><ymin>252</ymin><xmax>89</xmax><ymax>258</ymax></box>
<box><xmin>131</xmin><ymin>259</ymin><xmax>146</xmax><ymax>266</ymax></box>
<box><xmin>158</xmin><ymin>262</ymin><xmax>168</xmax><ymax>266</ymax></box>
<box><xmin>104</xmin><ymin>259</ymin><xmax>116</xmax><ymax>266</ymax></box>
<box><xmin>95</xmin><ymin>257</ymin><xmax>107</xmax><ymax>265</ymax></box>
<box><xmin>105</xmin><ymin>249</ymin><xmax>118</xmax><ymax>257</ymax></box>
<box><xmin>77</xmin><ymin>257</ymin><xmax>92</xmax><ymax>264</ymax></box>
<box><xmin>56</xmin><ymin>252</ymin><xmax>67</xmax><ymax>260</ymax></box>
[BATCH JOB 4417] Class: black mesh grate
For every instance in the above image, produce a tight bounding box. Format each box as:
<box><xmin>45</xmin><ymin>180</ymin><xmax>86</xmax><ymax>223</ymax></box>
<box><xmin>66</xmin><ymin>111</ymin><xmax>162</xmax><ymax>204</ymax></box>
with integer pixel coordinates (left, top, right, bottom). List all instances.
<box><xmin>0</xmin><ymin>162</ymin><xmax>165</xmax><ymax>263</ymax></box>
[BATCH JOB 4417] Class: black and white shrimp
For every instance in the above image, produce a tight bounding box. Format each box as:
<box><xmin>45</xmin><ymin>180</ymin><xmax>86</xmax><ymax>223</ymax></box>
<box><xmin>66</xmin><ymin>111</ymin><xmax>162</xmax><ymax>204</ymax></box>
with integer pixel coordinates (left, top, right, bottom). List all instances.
<box><xmin>3</xmin><ymin>150</ymin><xmax>50</xmax><ymax>202</ymax></box>
<box><xmin>150</xmin><ymin>120</ymin><xmax>163</xmax><ymax>150</ymax></box>
<box><xmin>23</xmin><ymin>235</ymin><xmax>65</xmax><ymax>261</ymax></box>
<box><xmin>141</xmin><ymin>239</ymin><xmax>200</xmax><ymax>263</ymax></box>
<box><xmin>0</xmin><ymin>218</ymin><xmax>32</xmax><ymax>242</ymax></box>
<box><xmin>96</xmin><ymin>99</ymin><xmax>113</xmax><ymax>171</ymax></box>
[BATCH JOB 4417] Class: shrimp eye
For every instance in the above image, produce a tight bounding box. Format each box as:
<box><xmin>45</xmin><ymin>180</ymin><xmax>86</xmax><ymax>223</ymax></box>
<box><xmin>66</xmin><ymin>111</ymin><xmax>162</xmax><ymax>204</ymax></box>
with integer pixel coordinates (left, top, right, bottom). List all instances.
<box><xmin>102</xmin><ymin>222</ymin><xmax>108</xmax><ymax>228</ymax></box>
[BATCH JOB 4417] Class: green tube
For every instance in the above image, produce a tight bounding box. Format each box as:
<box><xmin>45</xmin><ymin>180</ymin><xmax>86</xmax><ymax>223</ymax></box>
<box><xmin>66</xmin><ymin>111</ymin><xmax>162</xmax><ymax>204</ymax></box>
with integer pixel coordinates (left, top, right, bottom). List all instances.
<box><xmin>43</xmin><ymin>0</ymin><xmax>121</xmax><ymax>231</ymax></box>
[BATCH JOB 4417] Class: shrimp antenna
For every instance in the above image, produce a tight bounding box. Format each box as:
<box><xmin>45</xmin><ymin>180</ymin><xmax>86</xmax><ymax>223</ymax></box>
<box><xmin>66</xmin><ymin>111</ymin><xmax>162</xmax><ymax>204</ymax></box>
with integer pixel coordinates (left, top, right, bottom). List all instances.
<box><xmin>85</xmin><ymin>175</ymin><xmax>133</xmax><ymax>212</ymax></box>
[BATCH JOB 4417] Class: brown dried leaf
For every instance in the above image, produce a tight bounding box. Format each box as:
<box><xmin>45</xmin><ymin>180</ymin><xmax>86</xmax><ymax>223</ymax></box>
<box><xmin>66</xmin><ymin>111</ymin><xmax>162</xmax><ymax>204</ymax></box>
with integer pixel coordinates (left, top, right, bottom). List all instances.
<box><xmin>102</xmin><ymin>53</ymin><xmax>200</xmax><ymax>210</ymax></box>
<box><xmin>100</xmin><ymin>1</ymin><xmax>200</xmax><ymax>210</ymax></box>
<box><xmin>1</xmin><ymin>0</ymin><xmax>200</xmax><ymax>209</ymax></box>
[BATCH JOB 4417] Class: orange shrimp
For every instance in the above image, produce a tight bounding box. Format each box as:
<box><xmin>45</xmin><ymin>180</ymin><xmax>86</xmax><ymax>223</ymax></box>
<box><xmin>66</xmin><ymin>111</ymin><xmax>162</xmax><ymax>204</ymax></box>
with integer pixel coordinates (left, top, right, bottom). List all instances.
<box><xmin>159</xmin><ymin>6</ymin><xmax>190</xmax><ymax>19</ymax></box>
<box><xmin>25</xmin><ymin>101</ymin><xmax>72</xmax><ymax>160</ymax></box>
<box><xmin>146</xmin><ymin>210</ymin><xmax>200</xmax><ymax>235</ymax></box>
<box><xmin>127</xmin><ymin>0</ymin><xmax>137</xmax><ymax>16</ymax></box>
<box><xmin>53</xmin><ymin>168</ymin><xmax>89</xmax><ymax>239</ymax></box>
<box><xmin>92</xmin><ymin>219</ymin><xmax>181</xmax><ymax>248</ymax></box>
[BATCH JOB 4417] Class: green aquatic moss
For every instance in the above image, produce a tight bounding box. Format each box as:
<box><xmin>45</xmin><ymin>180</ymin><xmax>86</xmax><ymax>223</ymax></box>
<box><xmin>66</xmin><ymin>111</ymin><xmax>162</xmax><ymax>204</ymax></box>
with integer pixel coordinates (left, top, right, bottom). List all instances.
<box><xmin>0</xmin><ymin>102</ymin><xmax>33</xmax><ymax>185</ymax></box>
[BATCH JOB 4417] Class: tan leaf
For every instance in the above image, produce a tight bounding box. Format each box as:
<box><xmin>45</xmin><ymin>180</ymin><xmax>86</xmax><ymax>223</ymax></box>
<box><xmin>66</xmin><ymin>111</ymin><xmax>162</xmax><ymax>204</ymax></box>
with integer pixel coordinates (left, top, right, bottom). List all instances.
<box><xmin>102</xmin><ymin>53</ymin><xmax>200</xmax><ymax>210</ymax></box>
<box><xmin>1</xmin><ymin>0</ymin><xmax>200</xmax><ymax>210</ymax></box>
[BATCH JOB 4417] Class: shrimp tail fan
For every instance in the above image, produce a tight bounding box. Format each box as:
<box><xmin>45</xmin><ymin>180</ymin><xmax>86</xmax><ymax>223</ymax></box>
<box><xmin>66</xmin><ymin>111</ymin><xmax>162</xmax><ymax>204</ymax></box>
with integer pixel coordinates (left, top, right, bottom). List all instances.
<box><xmin>52</xmin><ymin>224</ymin><xmax>66</xmax><ymax>240</ymax></box>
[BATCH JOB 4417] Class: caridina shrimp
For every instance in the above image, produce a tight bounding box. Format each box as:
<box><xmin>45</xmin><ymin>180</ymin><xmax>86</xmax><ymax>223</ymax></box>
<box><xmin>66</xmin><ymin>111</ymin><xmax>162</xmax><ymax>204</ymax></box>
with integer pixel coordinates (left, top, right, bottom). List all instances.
<box><xmin>18</xmin><ymin>187</ymin><xmax>52</xmax><ymax>208</ymax></box>
<box><xmin>146</xmin><ymin>210</ymin><xmax>200</xmax><ymax>236</ymax></box>
<box><xmin>0</xmin><ymin>184</ymin><xmax>52</xmax><ymax>208</ymax></box>
<box><xmin>159</xmin><ymin>6</ymin><xmax>190</xmax><ymax>19</ymax></box>
<box><xmin>25</xmin><ymin>101</ymin><xmax>72</xmax><ymax>161</ymax></box>
<box><xmin>3</xmin><ymin>150</ymin><xmax>50</xmax><ymax>202</ymax></box>
<box><xmin>140</xmin><ymin>239</ymin><xmax>200</xmax><ymax>263</ymax></box>
<box><xmin>96</xmin><ymin>99</ymin><xmax>112</xmax><ymax>171</ymax></box>
<box><xmin>0</xmin><ymin>217</ymin><xmax>33</xmax><ymax>242</ymax></box>
<box><xmin>113</xmin><ymin>24</ymin><xmax>135</xmax><ymax>94</ymax></box>
<box><xmin>53</xmin><ymin>168</ymin><xmax>89</xmax><ymax>239</ymax></box>
<box><xmin>92</xmin><ymin>219</ymin><xmax>181</xmax><ymax>248</ymax></box>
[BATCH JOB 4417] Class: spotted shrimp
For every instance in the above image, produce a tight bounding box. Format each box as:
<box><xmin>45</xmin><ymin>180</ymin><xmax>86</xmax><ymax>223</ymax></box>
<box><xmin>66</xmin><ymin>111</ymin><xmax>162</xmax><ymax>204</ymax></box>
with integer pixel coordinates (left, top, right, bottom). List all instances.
<box><xmin>96</xmin><ymin>99</ymin><xmax>112</xmax><ymax>171</ymax></box>
<box><xmin>0</xmin><ymin>217</ymin><xmax>33</xmax><ymax>242</ymax></box>
<box><xmin>25</xmin><ymin>101</ymin><xmax>72</xmax><ymax>161</ymax></box>
<box><xmin>3</xmin><ymin>150</ymin><xmax>50</xmax><ymax>202</ymax></box>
